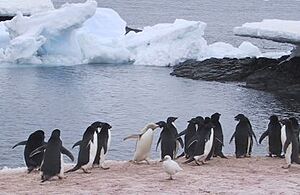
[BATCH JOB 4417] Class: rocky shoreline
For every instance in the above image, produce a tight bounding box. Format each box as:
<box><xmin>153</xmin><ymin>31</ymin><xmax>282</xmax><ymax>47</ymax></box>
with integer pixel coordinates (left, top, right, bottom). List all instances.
<box><xmin>171</xmin><ymin>56</ymin><xmax>300</xmax><ymax>100</ymax></box>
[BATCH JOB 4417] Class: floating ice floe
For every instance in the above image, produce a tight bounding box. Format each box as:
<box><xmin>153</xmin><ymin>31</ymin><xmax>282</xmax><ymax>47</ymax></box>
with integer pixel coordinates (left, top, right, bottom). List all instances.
<box><xmin>0</xmin><ymin>0</ymin><xmax>54</xmax><ymax>16</ymax></box>
<box><xmin>0</xmin><ymin>1</ymin><xmax>290</xmax><ymax>66</ymax></box>
<box><xmin>234</xmin><ymin>19</ymin><xmax>300</xmax><ymax>59</ymax></box>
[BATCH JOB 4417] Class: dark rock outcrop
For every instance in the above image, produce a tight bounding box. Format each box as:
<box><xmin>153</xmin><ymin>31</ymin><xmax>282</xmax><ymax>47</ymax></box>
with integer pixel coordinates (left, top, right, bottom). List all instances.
<box><xmin>171</xmin><ymin>56</ymin><xmax>300</xmax><ymax>100</ymax></box>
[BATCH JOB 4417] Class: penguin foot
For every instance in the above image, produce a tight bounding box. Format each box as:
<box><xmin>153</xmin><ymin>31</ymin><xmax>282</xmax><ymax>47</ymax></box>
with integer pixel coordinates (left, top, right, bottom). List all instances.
<box><xmin>27</xmin><ymin>167</ymin><xmax>35</xmax><ymax>174</ymax></box>
<box><xmin>58</xmin><ymin>175</ymin><xmax>66</xmax><ymax>180</ymax></box>
<box><xmin>282</xmin><ymin>164</ymin><xmax>291</xmax><ymax>169</ymax></box>
<box><xmin>82</xmin><ymin>168</ymin><xmax>91</xmax><ymax>174</ymax></box>
<box><xmin>92</xmin><ymin>164</ymin><xmax>100</xmax><ymax>168</ymax></box>
<box><xmin>101</xmin><ymin>166</ymin><xmax>110</xmax><ymax>170</ymax></box>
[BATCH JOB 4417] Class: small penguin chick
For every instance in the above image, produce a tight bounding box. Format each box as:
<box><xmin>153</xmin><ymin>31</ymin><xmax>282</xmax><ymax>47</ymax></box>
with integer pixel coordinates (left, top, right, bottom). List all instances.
<box><xmin>162</xmin><ymin>155</ymin><xmax>183</xmax><ymax>180</ymax></box>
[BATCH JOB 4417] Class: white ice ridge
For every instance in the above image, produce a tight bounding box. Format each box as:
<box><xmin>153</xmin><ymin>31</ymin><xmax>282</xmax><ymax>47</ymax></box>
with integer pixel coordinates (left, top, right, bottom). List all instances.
<box><xmin>0</xmin><ymin>1</ymin><xmax>288</xmax><ymax>66</ymax></box>
<box><xmin>0</xmin><ymin>0</ymin><xmax>54</xmax><ymax>16</ymax></box>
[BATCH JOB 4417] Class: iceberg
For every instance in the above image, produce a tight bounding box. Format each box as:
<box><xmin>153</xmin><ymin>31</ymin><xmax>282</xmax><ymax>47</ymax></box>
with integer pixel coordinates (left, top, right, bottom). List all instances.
<box><xmin>0</xmin><ymin>1</ymin><xmax>287</xmax><ymax>66</ymax></box>
<box><xmin>0</xmin><ymin>0</ymin><xmax>54</xmax><ymax>16</ymax></box>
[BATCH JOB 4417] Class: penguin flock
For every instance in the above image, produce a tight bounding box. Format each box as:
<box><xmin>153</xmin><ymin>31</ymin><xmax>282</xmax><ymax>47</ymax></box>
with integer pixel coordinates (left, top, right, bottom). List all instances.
<box><xmin>12</xmin><ymin>113</ymin><xmax>300</xmax><ymax>182</ymax></box>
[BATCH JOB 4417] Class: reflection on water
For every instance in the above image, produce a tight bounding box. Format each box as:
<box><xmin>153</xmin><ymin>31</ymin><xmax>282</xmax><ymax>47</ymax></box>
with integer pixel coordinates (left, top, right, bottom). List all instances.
<box><xmin>0</xmin><ymin>64</ymin><xmax>299</xmax><ymax>168</ymax></box>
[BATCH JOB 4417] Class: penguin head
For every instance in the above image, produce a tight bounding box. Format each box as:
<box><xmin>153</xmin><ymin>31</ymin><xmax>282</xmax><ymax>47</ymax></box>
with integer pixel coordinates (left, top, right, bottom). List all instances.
<box><xmin>195</xmin><ymin>116</ymin><xmax>204</xmax><ymax>124</ymax></box>
<box><xmin>101</xmin><ymin>122</ymin><xmax>112</xmax><ymax>130</ymax></box>
<box><xmin>211</xmin><ymin>113</ymin><xmax>221</xmax><ymax>121</ymax></box>
<box><xmin>204</xmin><ymin>117</ymin><xmax>211</xmax><ymax>124</ymax></box>
<box><xmin>280</xmin><ymin>118</ymin><xmax>291</xmax><ymax>126</ymax></box>
<box><xmin>32</xmin><ymin>130</ymin><xmax>45</xmax><ymax>140</ymax></box>
<box><xmin>234</xmin><ymin>114</ymin><xmax>246</xmax><ymax>121</ymax></box>
<box><xmin>156</xmin><ymin>121</ymin><xmax>167</xmax><ymax>128</ymax></box>
<box><xmin>289</xmin><ymin>117</ymin><xmax>299</xmax><ymax>128</ymax></box>
<box><xmin>269</xmin><ymin>115</ymin><xmax>279</xmax><ymax>122</ymax></box>
<box><xmin>51</xmin><ymin>129</ymin><xmax>60</xmax><ymax>138</ymax></box>
<box><xmin>163</xmin><ymin>155</ymin><xmax>172</xmax><ymax>161</ymax></box>
<box><xmin>167</xmin><ymin>117</ymin><xmax>178</xmax><ymax>123</ymax></box>
<box><xmin>146</xmin><ymin>123</ymin><xmax>159</xmax><ymax>130</ymax></box>
<box><xmin>187</xmin><ymin>117</ymin><xmax>197</xmax><ymax>124</ymax></box>
<box><xmin>91</xmin><ymin>121</ymin><xmax>103</xmax><ymax>128</ymax></box>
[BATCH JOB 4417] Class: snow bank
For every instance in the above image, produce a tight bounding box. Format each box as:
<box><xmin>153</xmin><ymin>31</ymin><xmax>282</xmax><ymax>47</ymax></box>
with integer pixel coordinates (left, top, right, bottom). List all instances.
<box><xmin>0</xmin><ymin>0</ymin><xmax>54</xmax><ymax>16</ymax></box>
<box><xmin>0</xmin><ymin>1</ymin><xmax>288</xmax><ymax>66</ymax></box>
<box><xmin>234</xmin><ymin>19</ymin><xmax>300</xmax><ymax>44</ymax></box>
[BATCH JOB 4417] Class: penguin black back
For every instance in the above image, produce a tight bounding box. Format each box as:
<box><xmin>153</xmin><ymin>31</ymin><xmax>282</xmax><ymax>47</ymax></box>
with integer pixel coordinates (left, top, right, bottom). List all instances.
<box><xmin>156</xmin><ymin>121</ymin><xmax>177</xmax><ymax>159</ymax></box>
<box><xmin>211</xmin><ymin>113</ymin><xmax>226</xmax><ymax>158</ymax></box>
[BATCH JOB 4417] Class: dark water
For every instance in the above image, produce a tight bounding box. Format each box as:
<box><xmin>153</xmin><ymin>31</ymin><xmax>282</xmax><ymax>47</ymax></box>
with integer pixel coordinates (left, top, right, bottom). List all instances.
<box><xmin>1</xmin><ymin>0</ymin><xmax>300</xmax><ymax>168</ymax></box>
<box><xmin>0</xmin><ymin>64</ymin><xmax>299</xmax><ymax>168</ymax></box>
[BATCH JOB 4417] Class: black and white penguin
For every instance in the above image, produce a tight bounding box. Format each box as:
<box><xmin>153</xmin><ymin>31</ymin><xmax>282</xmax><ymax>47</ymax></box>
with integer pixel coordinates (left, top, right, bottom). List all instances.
<box><xmin>30</xmin><ymin>129</ymin><xmax>74</xmax><ymax>182</ymax></box>
<box><xmin>166</xmin><ymin>117</ymin><xmax>184</xmax><ymax>158</ymax></box>
<box><xmin>210</xmin><ymin>113</ymin><xmax>227</xmax><ymax>158</ymax></box>
<box><xmin>289</xmin><ymin>117</ymin><xmax>300</xmax><ymax>153</ymax></box>
<box><xmin>184</xmin><ymin>117</ymin><xmax>214</xmax><ymax>165</ymax></box>
<box><xmin>177</xmin><ymin>117</ymin><xmax>198</xmax><ymax>158</ymax></box>
<box><xmin>93</xmin><ymin>122</ymin><xmax>112</xmax><ymax>169</ymax></box>
<box><xmin>12</xmin><ymin>130</ymin><xmax>45</xmax><ymax>173</ymax></box>
<box><xmin>123</xmin><ymin>123</ymin><xmax>159</xmax><ymax>164</ymax></box>
<box><xmin>281</xmin><ymin>118</ymin><xmax>300</xmax><ymax>169</ymax></box>
<box><xmin>259</xmin><ymin>115</ymin><xmax>282</xmax><ymax>157</ymax></box>
<box><xmin>230</xmin><ymin>114</ymin><xmax>258</xmax><ymax>158</ymax></box>
<box><xmin>156</xmin><ymin>121</ymin><xmax>177</xmax><ymax>160</ymax></box>
<box><xmin>67</xmin><ymin>122</ymin><xmax>103</xmax><ymax>173</ymax></box>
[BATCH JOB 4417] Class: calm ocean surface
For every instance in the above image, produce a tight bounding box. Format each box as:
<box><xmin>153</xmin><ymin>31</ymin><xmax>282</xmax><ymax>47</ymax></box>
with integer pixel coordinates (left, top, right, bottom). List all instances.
<box><xmin>1</xmin><ymin>0</ymin><xmax>300</xmax><ymax>168</ymax></box>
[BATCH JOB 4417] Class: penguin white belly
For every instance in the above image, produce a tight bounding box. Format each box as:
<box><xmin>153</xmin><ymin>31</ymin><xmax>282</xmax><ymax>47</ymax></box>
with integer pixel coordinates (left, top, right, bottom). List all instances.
<box><xmin>83</xmin><ymin>132</ymin><xmax>98</xmax><ymax>169</ymax></box>
<box><xmin>195</xmin><ymin>129</ymin><xmax>214</xmax><ymax>162</ymax></box>
<box><xmin>100</xmin><ymin>129</ymin><xmax>111</xmax><ymax>166</ymax></box>
<box><xmin>59</xmin><ymin>154</ymin><xmax>64</xmax><ymax>177</ymax></box>
<box><xmin>281</xmin><ymin>125</ymin><xmax>287</xmax><ymax>154</ymax></box>
<box><xmin>285</xmin><ymin>143</ymin><xmax>292</xmax><ymax>166</ymax></box>
<box><xmin>133</xmin><ymin>130</ymin><xmax>153</xmax><ymax>162</ymax></box>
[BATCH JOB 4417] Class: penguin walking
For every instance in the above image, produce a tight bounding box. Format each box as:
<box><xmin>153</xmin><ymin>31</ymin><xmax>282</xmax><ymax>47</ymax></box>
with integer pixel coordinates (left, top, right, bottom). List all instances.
<box><xmin>281</xmin><ymin>118</ymin><xmax>300</xmax><ymax>169</ymax></box>
<box><xmin>230</xmin><ymin>114</ymin><xmax>258</xmax><ymax>158</ymax></box>
<box><xmin>12</xmin><ymin>130</ymin><xmax>45</xmax><ymax>173</ymax></box>
<box><xmin>211</xmin><ymin>113</ymin><xmax>227</xmax><ymax>158</ymax></box>
<box><xmin>259</xmin><ymin>115</ymin><xmax>282</xmax><ymax>157</ymax></box>
<box><xmin>177</xmin><ymin>117</ymin><xmax>198</xmax><ymax>158</ymax></box>
<box><xmin>166</xmin><ymin>117</ymin><xmax>184</xmax><ymax>158</ymax></box>
<box><xmin>184</xmin><ymin>117</ymin><xmax>214</xmax><ymax>165</ymax></box>
<box><xmin>67</xmin><ymin>122</ymin><xmax>103</xmax><ymax>173</ymax></box>
<box><xmin>156</xmin><ymin>121</ymin><xmax>178</xmax><ymax>160</ymax></box>
<box><xmin>30</xmin><ymin>129</ymin><xmax>74</xmax><ymax>182</ymax></box>
<box><xmin>93</xmin><ymin>122</ymin><xmax>112</xmax><ymax>169</ymax></box>
<box><xmin>123</xmin><ymin>123</ymin><xmax>159</xmax><ymax>164</ymax></box>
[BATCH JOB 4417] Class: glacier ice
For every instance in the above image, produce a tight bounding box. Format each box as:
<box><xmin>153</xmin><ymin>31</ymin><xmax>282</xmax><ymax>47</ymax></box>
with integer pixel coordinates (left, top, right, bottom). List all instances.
<box><xmin>0</xmin><ymin>1</ymin><xmax>290</xmax><ymax>66</ymax></box>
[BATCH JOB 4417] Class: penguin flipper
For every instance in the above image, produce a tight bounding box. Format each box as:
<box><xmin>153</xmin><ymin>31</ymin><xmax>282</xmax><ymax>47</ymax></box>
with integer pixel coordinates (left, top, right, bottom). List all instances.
<box><xmin>229</xmin><ymin>132</ymin><xmax>235</xmax><ymax>144</ymax></box>
<box><xmin>72</xmin><ymin>140</ymin><xmax>81</xmax><ymax>149</ymax></box>
<box><xmin>156</xmin><ymin>136</ymin><xmax>161</xmax><ymax>151</ymax></box>
<box><xmin>61</xmin><ymin>146</ymin><xmax>74</xmax><ymax>161</ymax></box>
<box><xmin>249</xmin><ymin>128</ymin><xmax>258</xmax><ymax>145</ymax></box>
<box><xmin>123</xmin><ymin>134</ymin><xmax>141</xmax><ymax>141</ymax></box>
<box><xmin>177</xmin><ymin>129</ymin><xmax>187</xmax><ymax>137</ymax></box>
<box><xmin>187</xmin><ymin>138</ymin><xmax>198</xmax><ymax>149</ymax></box>
<box><xmin>215</xmin><ymin>137</ymin><xmax>224</xmax><ymax>146</ymax></box>
<box><xmin>259</xmin><ymin>130</ymin><xmax>269</xmax><ymax>144</ymax></box>
<box><xmin>12</xmin><ymin>141</ymin><xmax>27</xmax><ymax>149</ymax></box>
<box><xmin>30</xmin><ymin>145</ymin><xmax>46</xmax><ymax>157</ymax></box>
<box><xmin>177</xmin><ymin>137</ymin><xmax>184</xmax><ymax>148</ymax></box>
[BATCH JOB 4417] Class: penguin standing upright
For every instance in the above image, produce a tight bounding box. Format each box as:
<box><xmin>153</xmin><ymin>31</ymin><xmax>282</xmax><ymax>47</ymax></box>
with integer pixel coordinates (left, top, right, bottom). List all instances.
<box><xmin>184</xmin><ymin>117</ymin><xmax>214</xmax><ymax>165</ymax></box>
<box><xmin>259</xmin><ymin>115</ymin><xmax>282</xmax><ymax>157</ymax></box>
<box><xmin>124</xmin><ymin>123</ymin><xmax>159</xmax><ymax>164</ymax></box>
<box><xmin>210</xmin><ymin>113</ymin><xmax>227</xmax><ymax>158</ymax></box>
<box><xmin>289</xmin><ymin>117</ymin><xmax>300</xmax><ymax>153</ymax></box>
<box><xmin>30</xmin><ymin>129</ymin><xmax>74</xmax><ymax>182</ymax></box>
<box><xmin>156</xmin><ymin>121</ymin><xmax>177</xmax><ymax>160</ymax></box>
<box><xmin>280</xmin><ymin>118</ymin><xmax>300</xmax><ymax>169</ymax></box>
<box><xmin>166</xmin><ymin>117</ymin><xmax>183</xmax><ymax>158</ymax></box>
<box><xmin>230</xmin><ymin>114</ymin><xmax>258</xmax><ymax>158</ymax></box>
<box><xmin>177</xmin><ymin>117</ymin><xmax>198</xmax><ymax>158</ymax></box>
<box><xmin>67</xmin><ymin>122</ymin><xmax>103</xmax><ymax>173</ymax></box>
<box><xmin>93</xmin><ymin>122</ymin><xmax>112</xmax><ymax>169</ymax></box>
<box><xmin>12</xmin><ymin>130</ymin><xmax>45</xmax><ymax>173</ymax></box>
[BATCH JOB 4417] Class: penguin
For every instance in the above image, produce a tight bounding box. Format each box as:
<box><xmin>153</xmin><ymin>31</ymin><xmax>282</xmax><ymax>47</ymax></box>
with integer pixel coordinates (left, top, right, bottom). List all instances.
<box><xmin>177</xmin><ymin>117</ymin><xmax>198</xmax><ymax>158</ymax></box>
<box><xmin>230</xmin><ymin>114</ymin><xmax>258</xmax><ymax>158</ymax></box>
<box><xmin>210</xmin><ymin>113</ymin><xmax>227</xmax><ymax>158</ymax></box>
<box><xmin>259</xmin><ymin>115</ymin><xmax>282</xmax><ymax>157</ymax></box>
<box><xmin>280</xmin><ymin>118</ymin><xmax>300</xmax><ymax>169</ymax></box>
<box><xmin>30</xmin><ymin>129</ymin><xmax>74</xmax><ymax>182</ymax></box>
<box><xmin>123</xmin><ymin>123</ymin><xmax>159</xmax><ymax>164</ymax></box>
<box><xmin>93</xmin><ymin>122</ymin><xmax>112</xmax><ymax>169</ymax></box>
<box><xmin>67</xmin><ymin>122</ymin><xmax>103</xmax><ymax>173</ymax></box>
<box><xmin>289</xmin><ymin>117</ymin><xmax>300</xmax><ymax>153</ymax></box>
<box><xmin>12</xmin><ymin>130</ymin><xmax>45</xmax><ymax>173</ymax></box>
<box><xmin>184</xmin><ymin>117</ymin><xmax>214</xmax><ymax>165</ymax></box>
<box><xmin>166</xmin><ymin>117</ymin><xmax>184</xmax><ymax>158</ymax></box>
<box><xmin>156</xmin><ymin>121</ymin><xmax>178</xmax><ymax>160</ymax></box>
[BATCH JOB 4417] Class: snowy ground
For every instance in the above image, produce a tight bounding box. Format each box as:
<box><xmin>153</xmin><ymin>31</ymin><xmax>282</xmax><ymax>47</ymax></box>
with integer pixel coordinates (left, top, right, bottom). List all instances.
<box><xmin>1</xmin><ymin>157</ymin><xmax>300</xmax><ymax>194</ymax></box>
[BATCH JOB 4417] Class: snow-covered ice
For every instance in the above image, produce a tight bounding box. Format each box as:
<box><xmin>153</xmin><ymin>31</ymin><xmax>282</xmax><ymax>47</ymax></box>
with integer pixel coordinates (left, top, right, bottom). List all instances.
<box><xmin>0</xmin><ymin>0</ymin><xmax>54</xmax><ymax>16</ymax></box>
<box><xmin>0</xmin><ymin>1</ymin><xmax>291</xmax><ymax>66</ymax></box>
